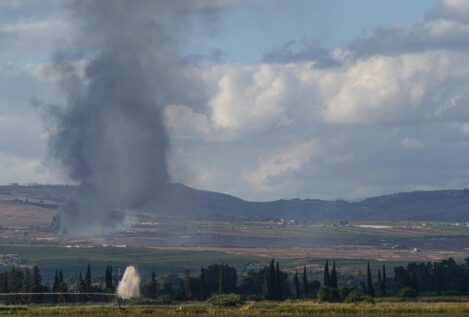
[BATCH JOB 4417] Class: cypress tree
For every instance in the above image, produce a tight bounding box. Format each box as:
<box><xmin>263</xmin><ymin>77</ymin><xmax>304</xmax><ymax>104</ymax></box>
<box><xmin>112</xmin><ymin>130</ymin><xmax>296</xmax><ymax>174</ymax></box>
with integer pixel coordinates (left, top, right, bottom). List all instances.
<box><xmin>263</xmin><ymin>259</ymin><xmax>277</xmax><ymax>300</ymax></box>
<box><xmin>105</xmin><ymin>266</ymin><xmax>113</xmax><ymax>291</ymax></box>
<box><xmin>366</xmin><ymin>262</ymin><xmax>375</xmax><ymax>297</ymax></box>
<box><xmin>22</xmin><ymin>268</ymin><xmax>32</xmax><ymax>293</ymax></box>
<box><xmin>78</xmin><ymin>273</ymin><xmax>86</xmax><ymax>293</ymax></box>
<box><xmin>85</xmin><ymin>264</ymin><xmax>92</xmax><ymax>291</ymax></box>
<box><xmin>53</xmin><ymin>270</ymin><xmax>59</xmax><ymax>292</ymax></box>
<box><xmin>183</xmin><ymin>269</ymin><xmax>192</xmax><ymax>299</ymax></box>
<box><xmin>31</xmin><ymin>266</ymin><xmax>42</xmax><ymax>292</ymax></box>
<box><xmin>276</xmin><ymin>262</ymin><xmax>282</xmax><ymax>300</ymax></box>
<box><xmin>378</xmin><ymin>270</ymin><xmax>383</xmax><ymax>296</ymax></box>
<box><xmin>109</xmin><ymin>266</ymin><xmax>113</xmax><ymax>289</ymax></box>
<box><xmin>218</xmin><ymin>262</ymin><xmax>224</xmax><ymax>294</ymax></box>
<box><xmin>293</xmin><ymin>270</ymin><xmax>300</xmax><ymax>299</ymax></box>
<box><xmin>31</xmin><ymin>266</ymin><xmax>42</xmax><ymax>303</ymax></box>
<box><xmin>324</xmin><ymin>260</ymin><xmax>330</xmax><ymax>288</ymax></box>
<box><xmin>382</xmin><ymin>265</ymin><xmax>387</xmax><ymax>297</ymax></box>
<box><xmin>199</xmin><ymin>267</ymin><xmax>207</xmax><ymax>300</ymax></box>
<box><xmin>302</xmin><ymin>265</ymin><xmax>309</xmax><ymax>298</ymax></box>
<box><xmin>330</xmin><ymin>261</ymin><xmax>338</xmax><ymax>289</ymax></box>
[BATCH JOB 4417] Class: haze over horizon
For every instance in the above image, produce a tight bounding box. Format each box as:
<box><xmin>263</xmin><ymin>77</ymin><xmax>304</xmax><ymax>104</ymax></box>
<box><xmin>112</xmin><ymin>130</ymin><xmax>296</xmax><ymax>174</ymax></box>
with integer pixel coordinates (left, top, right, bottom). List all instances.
<box><xmin>3</xmin><ymin>0</ymin><xmax>469</xmax><ymax>202</ymax></box>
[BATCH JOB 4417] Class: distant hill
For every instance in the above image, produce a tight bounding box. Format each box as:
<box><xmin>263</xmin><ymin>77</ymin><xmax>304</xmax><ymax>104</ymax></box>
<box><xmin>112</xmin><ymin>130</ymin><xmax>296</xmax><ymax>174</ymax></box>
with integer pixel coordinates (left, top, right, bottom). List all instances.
<box><xmin>1</xmin><ymin>183</ymin><xmax>469</xmax><ymax>221</ymax></box>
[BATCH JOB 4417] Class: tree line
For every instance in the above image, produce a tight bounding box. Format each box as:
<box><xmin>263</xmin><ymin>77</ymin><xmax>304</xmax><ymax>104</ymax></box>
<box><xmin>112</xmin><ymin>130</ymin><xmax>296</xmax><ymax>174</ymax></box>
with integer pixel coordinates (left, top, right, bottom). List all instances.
<box><xmin>0</xmin><ymin>257</ymin><xmax>468</xmax><ymax>303</ymax></box>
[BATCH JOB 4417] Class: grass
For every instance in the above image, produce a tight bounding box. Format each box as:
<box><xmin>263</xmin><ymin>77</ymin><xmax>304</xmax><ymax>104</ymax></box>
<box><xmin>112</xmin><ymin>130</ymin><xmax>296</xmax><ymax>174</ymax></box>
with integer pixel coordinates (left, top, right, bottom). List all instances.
<box><xmin>1</xmin><ymin>299</ymin><xmax>469</xmax><ymax>316</ymax></box>
<box><xmin>0</xmin><ymin>244</ymin><xmax>411</xmax><ymax>283</ymax></box>
<box><xmin>0</xmin><ymin>245</ymin><xmax>265</xmax><ymax>279</ymax></box>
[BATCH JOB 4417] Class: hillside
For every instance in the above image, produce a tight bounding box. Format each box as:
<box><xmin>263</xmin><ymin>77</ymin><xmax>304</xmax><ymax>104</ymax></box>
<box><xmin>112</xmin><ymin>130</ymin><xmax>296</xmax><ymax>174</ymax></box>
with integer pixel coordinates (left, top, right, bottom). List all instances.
<box><xmin>1</xmin><ymin>184</ymin><xmax>469</xmax><ymax>222</ymax></box>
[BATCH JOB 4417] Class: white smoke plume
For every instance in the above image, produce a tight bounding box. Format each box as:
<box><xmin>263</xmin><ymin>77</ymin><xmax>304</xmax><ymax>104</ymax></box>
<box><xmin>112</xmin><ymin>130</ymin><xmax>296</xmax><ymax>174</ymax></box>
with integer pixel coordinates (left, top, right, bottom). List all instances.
<box><xmin>117</xmin><ymin>265</ymin><xmax>141</xmax><ymax>299</ymax></box>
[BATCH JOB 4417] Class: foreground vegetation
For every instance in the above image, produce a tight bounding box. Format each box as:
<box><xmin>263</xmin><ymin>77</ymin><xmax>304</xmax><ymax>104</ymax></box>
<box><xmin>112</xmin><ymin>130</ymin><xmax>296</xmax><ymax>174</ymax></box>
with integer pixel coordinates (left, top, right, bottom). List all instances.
<box><xmin>1</xmin><ymin>299</ymin><xmax>469</xmax><ymax>316</ymax></box>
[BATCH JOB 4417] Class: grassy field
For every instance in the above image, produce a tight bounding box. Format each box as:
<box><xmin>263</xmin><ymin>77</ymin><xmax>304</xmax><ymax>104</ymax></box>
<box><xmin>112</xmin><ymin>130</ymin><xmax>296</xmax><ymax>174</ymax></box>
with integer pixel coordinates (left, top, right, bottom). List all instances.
<box><xmin>2</xmin><ymin>299</ymin><xmax>469</xmax><ymax>316</ymax></box>
<box><xmin>0</xmin><ymin>244</ymin><xmax>410</xmax><ymax>281</ymax></box>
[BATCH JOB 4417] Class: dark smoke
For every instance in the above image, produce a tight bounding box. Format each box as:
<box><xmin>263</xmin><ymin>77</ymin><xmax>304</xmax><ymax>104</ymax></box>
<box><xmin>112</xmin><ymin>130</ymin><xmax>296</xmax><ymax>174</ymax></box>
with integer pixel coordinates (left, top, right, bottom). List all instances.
<box><xmin>47</xmin><ymin>0</ymin><xmax>224</xmax><ymax>235</ymax></box>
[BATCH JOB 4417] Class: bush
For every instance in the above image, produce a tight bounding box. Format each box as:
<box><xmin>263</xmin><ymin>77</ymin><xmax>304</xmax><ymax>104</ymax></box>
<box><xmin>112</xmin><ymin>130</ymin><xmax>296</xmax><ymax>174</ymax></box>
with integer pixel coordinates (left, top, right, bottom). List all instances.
<box><xmin>339</xmin><ymin>287</ymin><xmax>353</xmax><ymax>299</ymax></box>
<box><xmin>207</xmin><ymin>293</ymin><xmax>242</xmax><ymax>306</ymax></box>
<box><xmin>156</xmin><ymin>294</ymin><xmax>172</xmax><ymax>305</ymax></box>
<box><xmin>317</xmin><ymin>287</ymin><xmax>341</xmax><ymax>302</ymax></box>
<box><xmin>344</xmin><ymin>290</ymin><xmax>374</xmax><ymax>304</ymax></box>
<box><xmin>396</xmin><ymin>287</ymin><xmax>418</xmax><ymax>299</ymax></box>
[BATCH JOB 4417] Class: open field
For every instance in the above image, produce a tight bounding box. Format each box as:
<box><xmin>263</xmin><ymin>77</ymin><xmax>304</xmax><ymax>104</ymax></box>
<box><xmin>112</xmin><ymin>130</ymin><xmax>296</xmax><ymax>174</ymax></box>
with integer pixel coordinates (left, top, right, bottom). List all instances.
<box><xmin>2</xmin><ymin>299</ymin><xmax>469</xmax><ymax>316</ymax></box>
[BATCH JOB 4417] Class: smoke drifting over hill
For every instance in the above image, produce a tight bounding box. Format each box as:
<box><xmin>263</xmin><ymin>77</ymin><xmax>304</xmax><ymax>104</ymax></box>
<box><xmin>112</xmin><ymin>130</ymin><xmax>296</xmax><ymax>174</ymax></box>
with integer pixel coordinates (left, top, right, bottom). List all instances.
<box><xmin>47</xmin><ymin>0</ymin><xmax>219</xmax><ymax>235</ymax></box>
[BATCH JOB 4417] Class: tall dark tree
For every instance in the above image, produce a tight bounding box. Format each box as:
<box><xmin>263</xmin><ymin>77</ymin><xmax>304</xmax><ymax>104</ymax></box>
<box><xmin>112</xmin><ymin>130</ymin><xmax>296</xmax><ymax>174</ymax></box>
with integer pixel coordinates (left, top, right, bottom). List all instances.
<box><xmin>105</xmin><ymin>266</ymin><xmax>113</xmax><ymax>291</ymax></box>
<box><xmin>276</xmin><ymin>262</ymin><xmax>282</xmax><ymax>300</ymax></box>
<box><xmin>199</xmin><ymin>267</ymin><xmax>207</xmax><ymax>300</ymax></box>
<box><xmin>182</xmin><ymin>269</ymin><xmax>192</xmax><ymax>299</ymax></box>
<box><xmin>218</xmin><ymin>262</ymin><xmax>224</xmax><ymax>294</ymax></box>
<box><xmin>382</xmin><ymin>265</ymin><xmax>387</xmax><ymax>297</ymax></box>
<box><xmin>378</xmin><ymin>270</ymin><xmax>383</xmax><ymax>296</ymax></box>
<box><xmin>85</xmin><ymin>264</ymin><xmax>92</xmax><ymax>291</ymax></box>
<box><xmin>302</xmin><ymin>265</ymin><xmax>309</xmax><ymax>298</ymax></box>
<box><xmin>330</xmin><ymin>261</ymin><xmax>338</xmax><ymax>289</ymax></box>
<box><xmin>293</xmin><ymin>270</ymin><xmax>300</xmax><ymax>299</ymax></box>
<box><xmin>53</xmin><ymin>270</ymin><xmax>59</xmax><ymax>292</ymax></box>
<box><xmin>324</xmin><ymin>260</ymin><xmax>330</xmax><ymax>288</ymax></box>
<box><xmin>22</xmin><ymin>268</ymin><xmax>31</xmax><ymax>293</ymax></box>
<box><xmin>77</xmin><ymin>273</ymin><xmax>86</xmax><ymax>293</ymax></box>
<box><xmin>31</xmin><ymin>266</ymin><xmax>43</xmax><ymax>302</ymax></box>
<box><xmin>366</xmin><ymin>262</ymin><xmax>375</xmax><ymax>297</ymax></box>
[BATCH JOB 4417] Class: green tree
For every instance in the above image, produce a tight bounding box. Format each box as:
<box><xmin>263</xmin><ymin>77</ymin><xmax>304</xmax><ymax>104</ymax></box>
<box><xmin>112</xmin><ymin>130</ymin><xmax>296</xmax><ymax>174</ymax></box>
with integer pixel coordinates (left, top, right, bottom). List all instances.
<box><xmin>77</xmin><ymin>273</ymin><xmax>86</xmax><ymax>292</ymax></box>
<box><xmin>85</xmin><ymin>264</ymin><xmax>92</xmax><ymax>291</ymax></box>
<box><xmin>330</xmin><ymin>261</ymin><xmax>338</xmax><ymax>289</ymax></box>
<box><xmin>105</xmin><ymin>266</ymin><xmax>113</xmax><ymax>291</ymax></box>
<box><xmin>199</xmin><ymin>267</ymin><xmax>207</xmax><ymax>300</ymax></box>
<box><xmin>53</xmin><ymin>270</ymin><xmax>59</xmax><ymax>292</ymax></box>
<box><xmin>366</xmin><ymin>262</ymin><xmax>375</xmax><ymax>297</ymax></box>
<box><xmin>218</xmin><ymin>262</ymin><xmax>224</xmax><ymax>294</ymax></box>
<box><xmin>302</xmin><ymin>265</ymin><xmax>309</xmax><ymax>298</ymax></box>
<box><xmin>382</xmin><ymin>265</ymin><xmax>387</xmax><ymax>297</ymax></box>
<box><xmin>31</xmin><ymin>266</ymin><xmax>43</xmax><ymax>303</ymax></box>
<box><xmin>324</xmin><ymin>260</ymin><xmax>330</xmax><ymax>288</ymax></box>
<box><xmin>275</xmin><ymin>262</ymin><xmax>282</xmax><ymax>300</ymax></box>
<box><xmin>293</xmin><ymin>270</ymin><xmax>300</xmax><ymax>299</ymax></box>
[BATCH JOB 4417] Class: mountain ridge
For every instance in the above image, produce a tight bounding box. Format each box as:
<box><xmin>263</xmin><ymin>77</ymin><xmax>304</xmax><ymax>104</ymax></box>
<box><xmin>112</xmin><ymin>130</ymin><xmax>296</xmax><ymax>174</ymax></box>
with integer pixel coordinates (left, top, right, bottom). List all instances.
<box><xmin>1</xmin><ymin>183</ymin><xmax>469</xmax><ymax>221</ymax></box>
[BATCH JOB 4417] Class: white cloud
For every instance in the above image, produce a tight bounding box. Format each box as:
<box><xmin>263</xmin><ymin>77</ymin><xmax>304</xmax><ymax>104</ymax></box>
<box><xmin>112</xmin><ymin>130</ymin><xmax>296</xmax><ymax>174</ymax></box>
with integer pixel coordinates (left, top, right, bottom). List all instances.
<box><xmin>400</xmin><ymin>137</ymin><xmax>424</xmax><ymax>149</ymax></box>
<box><xmin>0</xmin><ymin>153</ymin><xmax>59</xmax><ymax>185</ymax></box>
<box><xmin>246</xmin><ymin>139</ymin><xmax>320</xmax><ymax>188</ymax></box>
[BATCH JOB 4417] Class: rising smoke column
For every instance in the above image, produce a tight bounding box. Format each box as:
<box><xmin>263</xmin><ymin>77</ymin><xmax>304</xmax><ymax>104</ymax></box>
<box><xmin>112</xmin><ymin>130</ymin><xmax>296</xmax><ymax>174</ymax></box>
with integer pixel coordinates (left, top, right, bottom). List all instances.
<box><xmin>48</xmin><ymin>0</ymin><xmax>217</xmax><ymax>235</ymax></box>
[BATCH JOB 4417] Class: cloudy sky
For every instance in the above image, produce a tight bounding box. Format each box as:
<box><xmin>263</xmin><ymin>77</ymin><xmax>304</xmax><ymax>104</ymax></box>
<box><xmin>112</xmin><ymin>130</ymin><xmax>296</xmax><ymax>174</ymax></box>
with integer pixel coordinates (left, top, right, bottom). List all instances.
<box><xmin>4</xmin><ymin>0</ymin><xmax>469</xmax><ymax>201</ymax></box>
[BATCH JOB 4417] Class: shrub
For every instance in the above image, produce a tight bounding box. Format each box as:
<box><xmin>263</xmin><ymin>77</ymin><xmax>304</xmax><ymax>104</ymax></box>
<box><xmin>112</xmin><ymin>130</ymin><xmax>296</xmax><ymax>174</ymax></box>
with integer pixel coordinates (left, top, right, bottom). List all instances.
<box><xmin>344</xmin><ymin>290</ymin><xmax>374</xmax><ymax>304</ymax></box>
<box><xmin>156</xmin><ymin>294</ymin><xmax>172</xmax><ymax>305</ymax></box>
<box><xmin>396</xmin><ymin>287</ymin><xmax>418</xmax><ymax>299</ymax></box>
<box><xmin>317</xmin><ymin>287</ymin><xmax>341</xmax><ymax>302</ymax></box>
<box><xmin>339</xmin><ymin>287</ymin><xmax>353</xmax><ymax>299</ymax></box>
<box><xmin>207</xmin><ymin>293</ymin><xmax>242</xmax><ymax>306</ymax></box>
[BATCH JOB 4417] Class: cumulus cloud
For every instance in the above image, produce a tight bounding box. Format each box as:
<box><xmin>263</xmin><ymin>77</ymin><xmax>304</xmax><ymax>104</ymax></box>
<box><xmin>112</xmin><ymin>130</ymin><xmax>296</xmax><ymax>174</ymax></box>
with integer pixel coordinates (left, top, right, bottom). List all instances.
<box><xmin>246</xmin><ymin>139</ymin><xmax>320</xmax><ymax>189</ymax></box>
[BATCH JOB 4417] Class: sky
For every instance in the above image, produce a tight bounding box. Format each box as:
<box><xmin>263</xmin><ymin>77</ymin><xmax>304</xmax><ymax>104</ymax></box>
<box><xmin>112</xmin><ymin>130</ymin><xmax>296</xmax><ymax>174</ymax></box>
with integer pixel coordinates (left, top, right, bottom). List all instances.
<box><xmin>4</xmin><ymin>0</ymin><xmax>469</xmax><ymax>201</ymax></box>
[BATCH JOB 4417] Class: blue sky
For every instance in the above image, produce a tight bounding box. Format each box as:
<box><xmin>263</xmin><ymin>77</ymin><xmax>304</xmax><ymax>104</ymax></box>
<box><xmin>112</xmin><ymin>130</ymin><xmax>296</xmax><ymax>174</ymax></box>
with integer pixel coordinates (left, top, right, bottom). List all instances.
<box><xmin>188</xmin><ymin>0</ymin><xmax>437</xmax><ymax>64</ymax></box>
<box><xmin>3</xmin><ymin>0</ymin><xmax>469</xmax><ymax>201</ymax></box>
